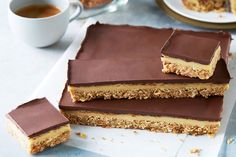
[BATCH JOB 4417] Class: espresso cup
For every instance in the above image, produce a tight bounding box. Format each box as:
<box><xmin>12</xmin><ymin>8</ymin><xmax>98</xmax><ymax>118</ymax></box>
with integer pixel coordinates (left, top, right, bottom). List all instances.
<box><xmin>8</xmin><ymin>0</ymin><xmax>83</xmax><ymax>47</ymax></box>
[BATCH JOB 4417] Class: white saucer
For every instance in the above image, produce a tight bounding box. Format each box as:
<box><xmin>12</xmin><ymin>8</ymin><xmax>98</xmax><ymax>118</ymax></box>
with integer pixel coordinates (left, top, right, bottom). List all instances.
<box><xmin>163</xmin><ymin>0</ymin><xmax>236</xmax><ymax>23</ymax></box>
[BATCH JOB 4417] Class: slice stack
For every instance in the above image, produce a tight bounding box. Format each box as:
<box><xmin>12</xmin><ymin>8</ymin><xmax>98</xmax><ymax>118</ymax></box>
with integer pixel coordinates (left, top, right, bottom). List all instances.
<box><xmin>59</xmin><ymin>23</ymin><xmax>231</xmax><ymax>135</ymax></box>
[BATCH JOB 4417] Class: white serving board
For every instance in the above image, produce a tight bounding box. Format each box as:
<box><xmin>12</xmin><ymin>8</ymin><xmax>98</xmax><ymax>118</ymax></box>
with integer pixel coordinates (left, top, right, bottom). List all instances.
<box><xmin>30</xmin><ymin>19</ymin><xmax>236</xmax><ymax>157</ymax></box>
<box><xmin>164</xmin><ymin>0</ymin><xmax>236</xmax><ymax>23</ymax></box>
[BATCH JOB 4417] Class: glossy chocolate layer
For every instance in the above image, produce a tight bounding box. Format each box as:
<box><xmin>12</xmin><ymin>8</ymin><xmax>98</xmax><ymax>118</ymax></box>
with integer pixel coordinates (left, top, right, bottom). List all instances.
<box><xmin>76</xmin><ymin>23</ymin><xmax>231</xmax><ymax>63</ymax></box>
<box><xmin>70</xmin><ymin>23</ymin><xmax>231</xmax><ymax>86</ymax></box>
<box><xmin>161</xmin><ymin>30</ymin><xmax>220</xmax><ymax>64</ymax></box>
<box><xmin>6</xmin><ymin>98</ymin><xmax>69</xmax><ymax>138</ymax></box>
<box><xmin>68</xmin><ymin>58</ymin><xmax>230</xmax><ymax>86</ymax></box>
<box><xmin>59</xmin><ymin>86</ymin><xmax>223</xmax><ymax>121</ymax></box>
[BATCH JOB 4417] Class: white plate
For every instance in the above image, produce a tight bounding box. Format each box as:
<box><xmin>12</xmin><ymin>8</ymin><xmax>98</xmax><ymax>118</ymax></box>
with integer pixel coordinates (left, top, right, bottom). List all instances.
<box><xmin>163</xmin><ymin>0</ymin><xmax>236</xmax><ymax>23</ymax></box>
<box><xmin>30</xmin><ymin>19</ymin><xmax>236</xmax><ymax>157</ymax></box>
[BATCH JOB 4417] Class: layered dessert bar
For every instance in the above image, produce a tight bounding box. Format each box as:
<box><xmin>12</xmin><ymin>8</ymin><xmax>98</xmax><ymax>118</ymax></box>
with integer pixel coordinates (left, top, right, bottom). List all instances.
<box><xmin>76</xmin><ymin>24</ymin><xmax>231</xmax><ymax>63</ymax></box>
<box><xmin>6</xmin><ymin>98</ymin><xmax>71</xmax><ymax>154</ymax></box>
<box><xmin>182</xmin><ymin>0</ymin><xmax>225</xmax><ymax>12</ymax></box>
<box><xmin>68</xmin><ymin>23</ymin><xmax>231</xmax><ymax>102</ymax></box>
<box><xmin>80</xmin><ymin>0</ymin><xmax>112</xmax><ymax>8</ymax></box>
<box><xmin>182</xmin><ymin>0</ymin><xmax>236</xmax><ymax>14</ymax></box>
<box><xmin>161</xmin><ymin>31</ymin><xmax>221</xmax><ymax>79</ymax></box>
<box><xmin>68</xmin><ymin>59</ymin><xmax>229</xmax><ymax>102</ymax></box>
<box><xmin>60</xmin><ymin>86</ymin><xmax>223</xmax><ymax>135</ymax></box>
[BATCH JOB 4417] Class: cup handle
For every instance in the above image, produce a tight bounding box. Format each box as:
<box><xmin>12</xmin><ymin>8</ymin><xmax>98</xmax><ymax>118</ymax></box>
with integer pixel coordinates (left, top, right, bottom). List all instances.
<box><xmin>69</xmin><ymin>1</ymin><xmax>83</xmax><ymax>22</ymax></box>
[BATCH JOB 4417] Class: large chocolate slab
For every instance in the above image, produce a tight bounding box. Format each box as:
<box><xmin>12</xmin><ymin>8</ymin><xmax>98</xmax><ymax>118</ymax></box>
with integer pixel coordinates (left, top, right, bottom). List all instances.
<box><xmin>68</xmin><ymin>58</ymin><xmax>230</xmax><ymax>86</ymax></box>
<box><xmin>76</xmin><ymin>23</ymin><xmax>231</xmax><ymax>63</ymax></box>
<box><xmin>59</xmin><ymin>86</ymin><xmax>223</xmax><ymax>121</ymax></box>
<box><xmin>6</xmin><ymin>98</ymin><xmax>69</xmax><ymax>138</ymax></box>
<box><xmin>71</xmin><ymin>23</ymin><xmax>231</xmax><ymax>86</ymax></box>
<box><xmin>161</xmin><ymin>30</ymin><xmax>220</xmax><ymax>64</ymax></box>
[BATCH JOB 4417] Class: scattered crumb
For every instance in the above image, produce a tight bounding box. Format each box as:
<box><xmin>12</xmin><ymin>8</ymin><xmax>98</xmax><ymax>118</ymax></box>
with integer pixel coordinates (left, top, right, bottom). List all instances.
<box><xmin>190</xmin><ymin>148</ymin><xmax>201</xmax><ymax>156</ymax></box>
<box><xmin>133</xmin><ymin>131</ymin><xmax>138</xmax><ymax>134</ymax></box>
<box><xmin>173</xmin><ymin>133</ymin><xmax>177</xmax><ymax>136</ymax></box>
<box><xmin>207</xmin><ymin>134</ymin><xmax>215</xmax><ymax>138</ymax></box>
<box><xmin>121</xmin><ymin>134</ymin><xmax>125</xmax><ymax>137</ymax></box>
<box><xmin>91</xmin><ymin>137</ymin><xmax>95</xmax><ymax>140</ymax></box>
<box><xmin>218</xmin><ymin>14</ymin><xmax>223</xmax><ymax>18</ymax></box>
<box><xmin>102</xmin><ymin>137</ymin><xmax>106</xmax><ymax>140</ymax></box>
<box><xmin>120</xmin><ymin>141</ymin><xmax>124</xmax><ymax>144</ymax></box>
<box><xmin>76</xmin><ymin>131</ymin><xmax>87</xmax><ymax>139</ymax></box>
<box><xmin>111</xmin><ymin>138</ymin><xmax>114</xmax><ymax>142</ymax></box>
<box><xmin>179</xmin><ymin>139</ymin><xmax>184</xmax><ymax>142</ymax></box>
<box><xmin>227</xmin><ymin>138</ymin><xmax>234</xmax><ymax>144</ymax></box>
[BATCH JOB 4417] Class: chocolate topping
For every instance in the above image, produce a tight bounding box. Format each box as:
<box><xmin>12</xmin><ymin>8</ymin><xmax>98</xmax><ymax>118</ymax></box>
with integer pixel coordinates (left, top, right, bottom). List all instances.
<box><xmin>70</xmin><ymin>23</ymin><xmax>231</xmax><ymax>86</ymax></box>
<box><xmin>161</xmin><ymin>30</ymin><xmax>221</xmax><ymax>64</ymax></box>
<box><xmin>68</xmin><ymin>59</ymin><xmax>230</xmax><ymax>86</ymax></box>
<box><xmin>59</xmin><ymin>86</ymin><xmax>223</xmax><ymax>121</ymax></box>
<box><xmin>6</xmin><ymin>98</ymin><xmax>69</xmax><ymax>138</ymax></box>
<box><xmin>76</xmin><ymin>23</ymin><xmax>231</xmax><ymax>63</ymax></box>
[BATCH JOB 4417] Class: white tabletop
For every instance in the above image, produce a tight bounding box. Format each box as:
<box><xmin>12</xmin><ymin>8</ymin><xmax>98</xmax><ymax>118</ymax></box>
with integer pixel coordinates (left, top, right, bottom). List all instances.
<box><xmin>1</xmin><ymin>0</ymin><xmax>236</xmax><ymax>156</ymax></box>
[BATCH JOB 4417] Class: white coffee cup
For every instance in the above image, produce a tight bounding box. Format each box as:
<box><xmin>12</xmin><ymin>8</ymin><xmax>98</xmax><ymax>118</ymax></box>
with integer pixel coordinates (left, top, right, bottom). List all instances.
<box><xmin>8</xmin><ymin>0</ymin><xmax>83</xmax><ymax>47</ymax></box>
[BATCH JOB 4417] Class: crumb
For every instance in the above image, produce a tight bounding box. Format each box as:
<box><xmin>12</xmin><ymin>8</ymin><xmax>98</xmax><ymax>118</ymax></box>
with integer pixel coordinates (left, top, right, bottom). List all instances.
<box><xmin>76</xmin><ymin>131</ymin><xmax>87</xmax><ymax>139</ymax></box>
<box><xmin>207</xmin><ymin>134</ymin><xmax>215</xmax><ymax>138</ymax></box>
<box><xmin>120</xmin><ymin>141</ymin><xmax>124</xmax><ymax>144</ymax></box>
<box><xmin>179</xmin><ymin>139</ymin><xmax>184</xmax><ymax>142</ymax></box>
<box><xmin>229</xmin><ymin>52</ymin><xmax>233</xmax><ymax>59</ymax></box>
<box><xmin>102</xmin><ymin>137</ymin><xmax>106</xmax><ymax>140</ymax></box>
<box><xmin>121</xmin><ymin>134</ymin><xmax>125</xmax><ymax>137</ymax></box>
<box><xmin>133</xmin><ymin>131</ymin><xmax>138</xmax><ymax>134</ymax></box>
<box><xmin>190</xmin><ymin>148</ymin><xmax>201</xmax><ymax>156</ymax></box>
<box><xmin>227</xmin><ymin>138</ymin><xmax>234</xmax><ymax>144</ymax></box>
<box><xmin>91</xmin><ymin>137</ymin><xmax>95</xmax><ymax>140</ymax></box>
<box><xmin>111</xmin><ymin>138</ymin><xmax>114</xmax><ymax>142</ymax></box>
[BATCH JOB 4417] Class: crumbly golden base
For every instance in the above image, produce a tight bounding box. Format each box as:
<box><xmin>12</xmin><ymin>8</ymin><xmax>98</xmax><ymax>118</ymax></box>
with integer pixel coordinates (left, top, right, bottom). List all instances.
<box><xmin>161</xmin><ymin>46</ymin><xmax>221</xmax><ymax>79</ymax></box>
<box><xmin>61</xmin><ymin>110</ymin><xmax>220</xmax><ymax>136</ymax></box>
<box><xmin>182</xmin><ymin>0</ymin><xmax>225</xmax><ymax>12</ymax></box>
<box><xmin>162</xmin><ymin>61</ymin><xmax>212</xmax><ymax>79</ymax></box>
<box><xmin>6</xmin><ymin>118</ymin><xmax>71</xmax><ymax>154</ymax></box>
<box><xmin>80</xmin><ymin>0</ymin><xmax>111</xmax><ymax>8</ymax></box>
<box><xmin>68</xmin><ymin>83</ymin><xmax>229</xmax><ymax>102</ymax></box>
<box><xmin>30</xmin><ymin>128</ymin><xmax>71</xmax><ymax>154</ymax></box>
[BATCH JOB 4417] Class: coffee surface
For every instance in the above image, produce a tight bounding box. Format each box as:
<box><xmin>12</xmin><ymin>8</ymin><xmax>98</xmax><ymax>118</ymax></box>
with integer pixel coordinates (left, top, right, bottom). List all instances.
<box><xmin>15</xmin><ymin>4</ymin><xmax>60</xmax><ymax>18</ymax></box>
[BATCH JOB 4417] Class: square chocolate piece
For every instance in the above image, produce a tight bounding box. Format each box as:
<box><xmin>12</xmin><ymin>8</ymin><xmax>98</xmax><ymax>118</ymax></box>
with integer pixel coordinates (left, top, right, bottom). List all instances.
<box><xmin>161</xmin><ymin>30</ymin><xmax>221</xmax><ymax>79</ymax></box>
<box><xmin>6</xmin><ymin>98</ymin><xmax>71</xmax><ymax>154</ymax></box>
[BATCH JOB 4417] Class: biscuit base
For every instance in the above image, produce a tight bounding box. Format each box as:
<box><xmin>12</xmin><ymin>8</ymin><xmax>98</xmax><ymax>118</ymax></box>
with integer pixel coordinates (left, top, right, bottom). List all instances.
<box><xmin>61</xmin><ymin>110</ymin><xmax>220</xmax><ymax>136</ymax></box>
<box><xmin>182</xmin><ymin>0</ymin><xmax>225</xmax><ymax>12</ymax></box>
<box><xmin>161</xmin><ymin>46</ymin><xmax>221</xmax><ymax>79</ymax></box>
<box><xmin>68</xmin><ymin>83</ymin><xmax>229</xmax><ymax>102</ymax></box>
<box><xmin>6</xmin><ymin>117</ymin><xmax>71</xmax><ymax>154</ymax></box>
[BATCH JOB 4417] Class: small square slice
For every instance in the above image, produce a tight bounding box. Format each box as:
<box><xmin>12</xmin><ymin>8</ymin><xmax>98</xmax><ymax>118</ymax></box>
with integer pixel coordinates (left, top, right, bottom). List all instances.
<box><xmin>6</xmin><ymin>98</ymin><xmax>71</xmax><ymax>154</ymax></box>
<box><xmin>161</xmin><ymin>31</ymin><xmax>221</xmax><ymax>80</ymax></box>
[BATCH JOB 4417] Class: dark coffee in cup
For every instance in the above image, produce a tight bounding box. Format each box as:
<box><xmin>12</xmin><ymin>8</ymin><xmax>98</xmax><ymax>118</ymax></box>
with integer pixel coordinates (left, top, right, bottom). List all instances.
<box><xmin>15</xmin><ymin>4</ymin><xmax>61</xmax><ymax>18</ymax></box>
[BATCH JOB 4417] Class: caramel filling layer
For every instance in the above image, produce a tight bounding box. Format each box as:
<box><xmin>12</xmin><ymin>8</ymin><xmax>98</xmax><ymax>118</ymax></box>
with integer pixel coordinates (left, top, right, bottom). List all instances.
<box><xmin>68</xmin><ymin>83</ymin><xmax>229</xmax><ymax>102</ymax></box>
<box><xmin>161</xmin><ymin>46</ymin><xmax>221</xmax><ymax>79</ymax></box>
